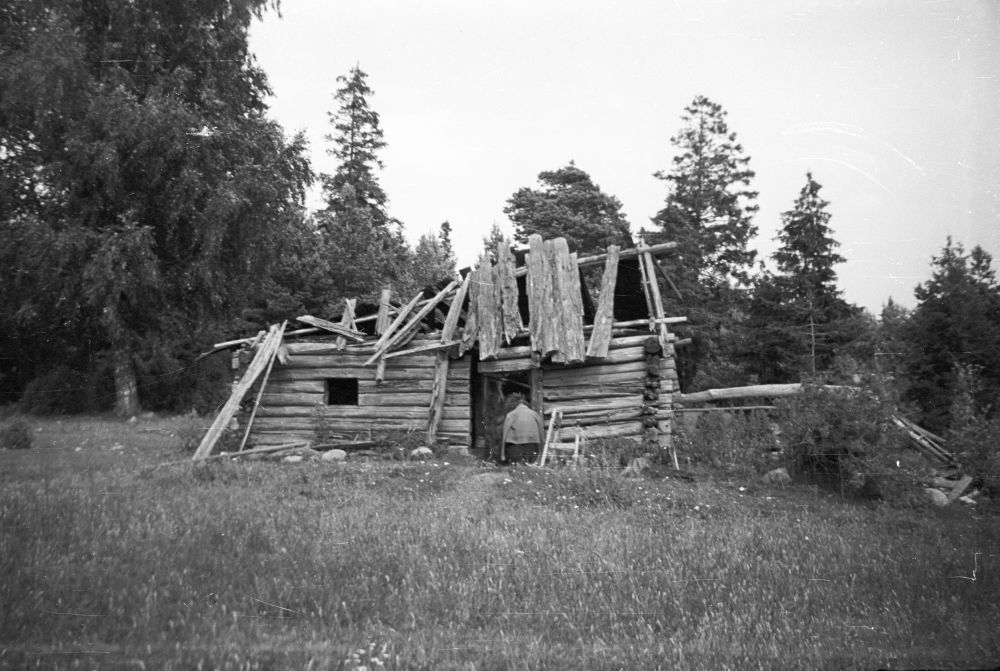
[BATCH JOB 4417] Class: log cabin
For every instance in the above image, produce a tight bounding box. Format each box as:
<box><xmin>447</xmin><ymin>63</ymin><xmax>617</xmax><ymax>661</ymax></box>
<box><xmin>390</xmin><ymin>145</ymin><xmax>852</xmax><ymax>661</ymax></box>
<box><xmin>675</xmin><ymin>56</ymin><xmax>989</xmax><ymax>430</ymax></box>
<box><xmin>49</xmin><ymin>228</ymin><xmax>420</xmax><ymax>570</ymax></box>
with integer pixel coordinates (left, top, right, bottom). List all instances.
<box><xmin>195</xmin><ymin>235</ymin><xmax>684</xmax><ymax>461</ymax></box>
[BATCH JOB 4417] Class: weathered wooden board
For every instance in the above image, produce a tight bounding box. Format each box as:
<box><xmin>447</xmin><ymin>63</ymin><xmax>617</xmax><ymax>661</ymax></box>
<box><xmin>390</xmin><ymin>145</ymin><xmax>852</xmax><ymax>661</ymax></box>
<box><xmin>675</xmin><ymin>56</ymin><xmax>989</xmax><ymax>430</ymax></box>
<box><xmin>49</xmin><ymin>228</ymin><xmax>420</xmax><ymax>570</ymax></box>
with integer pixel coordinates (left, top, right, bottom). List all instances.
<box><xmin>477</xmin><ymin>357</ymin><xmax>534</xmax><ymax>374</ymax></box>
<box><xmin>541</xmin><ymin>396</ymin><xmax>643</xmax><ymax>414</ymax></box>
<box><xmin>586</xmin><ymin>245</ymin><xmax>621</xmax><ymax>358</ymax></box>
<box><xmin>476</xmin><ymin>261</ymin><xmax>501</xmax><ymax>359</ymax></box>
<box><xmin>496</xmin><ymin>243</ymin><xmax>523</xmax><ymax>343</ymax></box>
<box><xmin>562</xmin><ymin>250</ymin><xmax>586</xmax><ymax>363</ymax></box>
<box><xmin>526</xmin><ymin>235</ymin><xmax>546</xmax><ymax>353</ymax></box>
<box><xmin>194</xmin><ymin>323</ymin><xmax>286</xmax><ymax>460</ymax></box>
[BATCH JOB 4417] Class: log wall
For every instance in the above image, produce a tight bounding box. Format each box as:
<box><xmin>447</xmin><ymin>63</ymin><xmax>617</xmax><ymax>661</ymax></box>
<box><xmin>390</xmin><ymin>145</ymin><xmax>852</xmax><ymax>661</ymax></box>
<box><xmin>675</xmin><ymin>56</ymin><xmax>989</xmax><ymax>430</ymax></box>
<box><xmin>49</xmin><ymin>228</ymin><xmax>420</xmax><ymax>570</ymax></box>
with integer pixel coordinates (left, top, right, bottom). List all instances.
<box><xmin>535</xmin><ymin>333</ymin><xmax>677</xmax><ymax>450</ymax></box>
<box><xmin>250</xmin><ymin>338</ymin><xmax>472</xmax><ymax>447</ymax></box>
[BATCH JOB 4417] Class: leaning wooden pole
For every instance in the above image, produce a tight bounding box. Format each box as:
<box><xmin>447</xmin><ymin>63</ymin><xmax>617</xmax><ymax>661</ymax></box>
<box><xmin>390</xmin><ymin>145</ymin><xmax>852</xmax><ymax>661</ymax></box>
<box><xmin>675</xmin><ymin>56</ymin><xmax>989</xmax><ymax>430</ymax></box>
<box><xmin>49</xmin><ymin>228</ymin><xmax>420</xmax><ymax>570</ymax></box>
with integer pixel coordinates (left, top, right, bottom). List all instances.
<box><xmin>193</xmin><ymin>323</ymin><xmax>286</xmax><ymax>460</ymax></box>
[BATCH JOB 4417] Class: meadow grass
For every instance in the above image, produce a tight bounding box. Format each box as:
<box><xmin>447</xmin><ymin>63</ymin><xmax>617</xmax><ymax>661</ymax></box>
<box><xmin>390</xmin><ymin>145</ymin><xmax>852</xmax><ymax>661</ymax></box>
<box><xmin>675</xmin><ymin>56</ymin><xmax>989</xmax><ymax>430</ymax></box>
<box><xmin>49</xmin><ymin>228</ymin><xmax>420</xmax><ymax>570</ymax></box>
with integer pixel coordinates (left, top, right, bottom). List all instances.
<box><xmin>0</xmin><ymin>414</ymin><xmax>998</xmax><ymax>670</ymax></box>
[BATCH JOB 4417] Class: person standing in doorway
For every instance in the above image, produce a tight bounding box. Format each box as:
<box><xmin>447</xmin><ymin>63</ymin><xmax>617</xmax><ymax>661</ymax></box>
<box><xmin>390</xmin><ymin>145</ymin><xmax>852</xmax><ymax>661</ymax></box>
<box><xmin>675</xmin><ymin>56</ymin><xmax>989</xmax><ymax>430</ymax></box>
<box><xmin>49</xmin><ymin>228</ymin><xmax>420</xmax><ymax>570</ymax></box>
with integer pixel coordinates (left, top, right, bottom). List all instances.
<box><xmin>501</xmin><ymin>392</ymin><xmax>544</xmax><ymax>464</ymax></box>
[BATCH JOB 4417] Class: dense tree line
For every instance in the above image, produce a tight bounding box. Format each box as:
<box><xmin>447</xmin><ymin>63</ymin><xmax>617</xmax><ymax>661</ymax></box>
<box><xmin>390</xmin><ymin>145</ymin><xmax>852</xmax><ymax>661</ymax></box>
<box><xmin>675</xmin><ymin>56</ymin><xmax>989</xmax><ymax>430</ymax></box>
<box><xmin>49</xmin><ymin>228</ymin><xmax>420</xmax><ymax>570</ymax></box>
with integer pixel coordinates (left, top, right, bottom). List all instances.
<box><xmin>1</xmin><ymin>3</ymin><xmax>996</xmax><ymax>434</ymax></box>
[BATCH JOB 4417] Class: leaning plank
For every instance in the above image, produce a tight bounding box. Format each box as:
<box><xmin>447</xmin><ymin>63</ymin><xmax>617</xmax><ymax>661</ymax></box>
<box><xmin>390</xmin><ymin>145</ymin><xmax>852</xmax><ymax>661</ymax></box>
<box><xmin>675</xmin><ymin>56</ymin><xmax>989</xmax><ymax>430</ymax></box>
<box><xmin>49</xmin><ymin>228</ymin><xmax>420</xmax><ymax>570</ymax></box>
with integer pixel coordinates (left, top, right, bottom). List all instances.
<box><xmin>369</xmin><ymin>291</ymin><xmax>425</xmax><ymax>356</ymax></box>
<box><xmin>586</xmin><ymin>245</ymin><xmax>621</xmax><ymax>358</ymax></box>
<box><xmin>496</xmin><ymin>243</ymin><xmax>523</xmax><ymax>343</ymax></box>
<box><xmin>193</xmin><ymin>323</ymin><xmax>286</xmax><ymax>460</ymax></box>
<box><xmin>376</xmin><ymin>288</ymin><xmax>392</xmax><ymax>336</ymax></box>
<box><xmin>428</xmin><ymin>272</ymin><xmax>471</xmax><ymax>442</ymax></box>
<box><xmin>562</xmin><ymin>250</ymin><xmax>586</xmax><ymax>364</ymax></box>
<box><xmin>371</xmin><ymin>279</ymin><xmax>459</xmax><ymax>362</ymax></box>
<box><xmin>295</xmin><ymin>315</ymin><xmax>365</xmax><ymax>341</ymax></box>
<box><xmin>476</xmin><ymin>260</ymin><xmax>501</xmax><ymax>359</ymax></box>
<box><xmin>546</xmin><ymin>239</ymin><xmax>569</xmax><ymax>362</ymax></box>
<box><xmin>641</xmin><ymin>251</ymin><xmax>671</xmax><ymax>350</ymax></box>
<box><xmin>383</xmin><ymin>340</ymin><xmax>461</xmax><ymax>360</ymax></box>
<box><xmin>334</xmin><ymin>298</ymin><xmax>357</xmax><ymax>350</ymax></box>
<box><xmin>237</xmin><ymin>320</ymin><xmax>288</xmax><ymax>452</ymax></box>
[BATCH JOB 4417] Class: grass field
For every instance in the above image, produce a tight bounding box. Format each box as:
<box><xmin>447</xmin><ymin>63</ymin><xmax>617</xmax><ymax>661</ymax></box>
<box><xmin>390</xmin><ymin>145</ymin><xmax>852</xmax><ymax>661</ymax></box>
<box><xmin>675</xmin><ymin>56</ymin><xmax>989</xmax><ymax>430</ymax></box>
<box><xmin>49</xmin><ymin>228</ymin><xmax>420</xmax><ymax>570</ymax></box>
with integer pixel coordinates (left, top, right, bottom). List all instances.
<box><xmin>1</xmin><ymin>414</ymin><xmax>998</xmax><ymax>670</ymax></box>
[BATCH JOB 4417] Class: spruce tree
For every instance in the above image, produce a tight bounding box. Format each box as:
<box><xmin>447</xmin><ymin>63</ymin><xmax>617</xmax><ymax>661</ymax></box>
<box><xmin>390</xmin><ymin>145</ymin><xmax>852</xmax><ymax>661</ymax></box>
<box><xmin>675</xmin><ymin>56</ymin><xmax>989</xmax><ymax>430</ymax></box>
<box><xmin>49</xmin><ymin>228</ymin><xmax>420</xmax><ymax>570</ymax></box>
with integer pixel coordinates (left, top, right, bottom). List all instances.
<box><xmin>744</xmin><ymin>173</ymin><xmax>858</xmax><ymax>382</ymax></box>
<box><xmin>903</xmin><ymin>238</ymin><xmax>1000</xmax><ymax>430</ymax></box>
<box><xmin>318</xmin><ymin>65</ymin><xmax>411</xmax><ymax>301</ymax></box>
<box><xmin>650</xmin><ymin>96</ymin><xmax>759</xmax><ymax>390</ymax></box>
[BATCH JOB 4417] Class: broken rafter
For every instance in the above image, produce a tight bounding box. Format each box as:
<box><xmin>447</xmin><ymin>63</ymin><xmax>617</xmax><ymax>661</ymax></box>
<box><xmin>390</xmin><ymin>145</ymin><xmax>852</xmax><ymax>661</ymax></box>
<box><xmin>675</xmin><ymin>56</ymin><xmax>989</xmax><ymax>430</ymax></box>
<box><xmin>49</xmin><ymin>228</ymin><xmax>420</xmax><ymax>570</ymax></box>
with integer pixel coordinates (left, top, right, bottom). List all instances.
<box><xmin>365</xmin><ymin>281</ymin><xmax>459</xmax><ymax>365</ymax></box>
<box><xmin>295</xmin><ymin>315</ymin><xmax>365</xmax><ymax>341</ymax></box>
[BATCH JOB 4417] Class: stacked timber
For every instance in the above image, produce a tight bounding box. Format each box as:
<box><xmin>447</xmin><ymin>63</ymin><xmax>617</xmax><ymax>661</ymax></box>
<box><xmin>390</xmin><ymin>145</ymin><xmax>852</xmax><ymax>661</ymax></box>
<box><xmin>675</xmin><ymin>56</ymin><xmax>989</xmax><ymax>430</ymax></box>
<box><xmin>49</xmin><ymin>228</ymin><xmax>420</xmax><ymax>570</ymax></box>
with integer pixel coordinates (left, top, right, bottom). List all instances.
<box><xmin>252</xmin><ymin>338</ymin><xmax>471</xmax><ymax>447</ymax></box>
<box><xmin>541</xmin><ymin>333</ymin><xmax>677</xmax><ymax>443</ymax></box>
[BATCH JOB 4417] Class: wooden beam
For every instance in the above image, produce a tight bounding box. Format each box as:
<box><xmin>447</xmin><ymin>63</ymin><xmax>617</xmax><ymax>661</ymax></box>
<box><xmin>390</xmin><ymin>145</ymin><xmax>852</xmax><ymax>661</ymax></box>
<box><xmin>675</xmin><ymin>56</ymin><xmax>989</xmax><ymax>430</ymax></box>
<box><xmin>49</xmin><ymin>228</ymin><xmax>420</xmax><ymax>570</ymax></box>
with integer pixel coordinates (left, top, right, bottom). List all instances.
<box><xmin>193</xmin><ymin>323</ymin><xmax>286</xmax><ymax>460</ymax></box>
<box><xmin>677</xmin><ymin>383</ymin><xmax>853</xmax><ymax>404</ymax></box>
<box><xmin>384</xmin><ymin>340</ymin><xmax>461</xmax><ymax>360</ymax></box>
<box><xmin>295</xmin><ymin>315</ymin><xmax>365</xmax><ymax>341</ymax></box>
<box><xmin>497</xmin><ymin>243</ymin><xmax>523</xmax><ymax>343</ymax></box>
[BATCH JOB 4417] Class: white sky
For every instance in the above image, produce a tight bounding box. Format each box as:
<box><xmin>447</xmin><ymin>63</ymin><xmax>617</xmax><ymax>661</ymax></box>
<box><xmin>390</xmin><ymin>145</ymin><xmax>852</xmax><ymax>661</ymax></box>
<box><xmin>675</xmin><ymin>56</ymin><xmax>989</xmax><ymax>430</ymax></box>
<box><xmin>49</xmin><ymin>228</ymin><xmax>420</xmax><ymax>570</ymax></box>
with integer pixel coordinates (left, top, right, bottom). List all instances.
<box><xmin>249</xmin><ymin>0</ymin><xmax>1000</xmax><ymax>313</ymax></box>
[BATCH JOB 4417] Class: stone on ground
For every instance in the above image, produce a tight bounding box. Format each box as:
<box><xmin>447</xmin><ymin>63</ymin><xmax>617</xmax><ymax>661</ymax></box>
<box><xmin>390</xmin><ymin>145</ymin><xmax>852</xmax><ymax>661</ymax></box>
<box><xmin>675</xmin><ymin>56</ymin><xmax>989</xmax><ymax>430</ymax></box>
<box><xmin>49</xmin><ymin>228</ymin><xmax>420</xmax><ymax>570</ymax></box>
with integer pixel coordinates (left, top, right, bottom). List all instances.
<box><xmin>321</xmin><ymin>449</ymin><xmax>347</xmax><ymax>462</ymax></box>
<box><xmin>410</xmin><ymin>446</ymin><xmax>434</xmax><ymax>459</ymax></box>
<box><xmin>763</xmin><ymin>467</ymin><xmax>791</xmax><ymax>485</ymax></box>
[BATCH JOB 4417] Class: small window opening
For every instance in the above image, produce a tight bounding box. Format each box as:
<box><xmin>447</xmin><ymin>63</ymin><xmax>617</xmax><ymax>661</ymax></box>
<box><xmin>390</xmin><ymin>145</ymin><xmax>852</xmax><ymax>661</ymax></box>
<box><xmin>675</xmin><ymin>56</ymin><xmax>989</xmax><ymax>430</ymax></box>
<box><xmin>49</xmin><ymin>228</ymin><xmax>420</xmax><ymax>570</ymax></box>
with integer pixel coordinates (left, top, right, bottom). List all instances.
<box><xmin>326</xmin><ymin>378</ymin><xmax>359</xmax><ymax>405</ymax></box>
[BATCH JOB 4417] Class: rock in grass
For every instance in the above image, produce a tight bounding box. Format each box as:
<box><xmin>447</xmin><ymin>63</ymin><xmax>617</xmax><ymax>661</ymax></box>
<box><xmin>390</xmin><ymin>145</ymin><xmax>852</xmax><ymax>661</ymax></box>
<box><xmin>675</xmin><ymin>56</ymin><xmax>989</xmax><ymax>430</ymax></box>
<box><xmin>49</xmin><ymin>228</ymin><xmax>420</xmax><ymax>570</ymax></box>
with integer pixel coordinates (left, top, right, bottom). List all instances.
<box><xmin>0</xmin><ymin>420</ymin><xmax>32</xmax><ymax>450</ymax></box>
<box><xmin>924</xmin><ymin>488</ymin><xmax>949</xmax><ymax>506</ymax></box>
<box><xmin>622</xmin><ymin>457</ymin><xmax>651</xmax><ymax>478</ymax></box>
<box><xmin>282</xmin><ymin>455</ymin><xmax>304</xmax><ymax>464</ymax></box>
<box><xmin>763</xmin><ymin>467</ymin><xmax>791</xmax><ymax>486</ymax></box>
<box><xmin>410</xmin><ymin>446</ymin><xmax>434</xmax><ymax>460</ymax></box>
<box><xmin>321</xmin><ymin>449</ymin><xmax>347</xmax><ymax>462</ymax></box>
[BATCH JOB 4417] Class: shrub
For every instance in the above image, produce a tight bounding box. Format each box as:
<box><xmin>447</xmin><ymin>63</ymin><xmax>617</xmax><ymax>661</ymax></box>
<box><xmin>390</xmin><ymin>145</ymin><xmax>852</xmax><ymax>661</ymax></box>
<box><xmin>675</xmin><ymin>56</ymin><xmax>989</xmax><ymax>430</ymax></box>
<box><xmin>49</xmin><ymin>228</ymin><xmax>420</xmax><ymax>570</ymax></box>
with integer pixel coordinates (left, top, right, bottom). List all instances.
<box><xmin>775</xmin><ymin>385</ymin><xmax>896</xmax><ymax>487</ymax></box>
<box><xmin>19</xmin><ymin>366</ymin><xmax>112</xmax><ymax>415</ymax></box>
<box><xmin>673</xmin><ymin>409</ymin><xmax>777</xmax><ymax>474</ymax></box>
<box><xmin>948</xmin><ymin>415</ymin><xmax>1000</xmax><ymax>495</ymax></box>
<box><xmin>0</xmin><ymin>419</ymin><xmax>32</xmax><ymax>449</ymax></box>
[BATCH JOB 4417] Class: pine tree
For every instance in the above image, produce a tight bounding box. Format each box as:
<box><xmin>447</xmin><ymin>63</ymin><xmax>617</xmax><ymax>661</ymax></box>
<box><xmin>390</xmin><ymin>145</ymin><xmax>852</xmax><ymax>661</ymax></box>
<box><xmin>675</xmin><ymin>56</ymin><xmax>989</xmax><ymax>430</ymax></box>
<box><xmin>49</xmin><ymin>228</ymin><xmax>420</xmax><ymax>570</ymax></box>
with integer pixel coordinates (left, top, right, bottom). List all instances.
<box><xmin>504</xmin><ymin>162</ymin><xmax>632</xmax><ymax>253</ymax></box>
<box><xmin>651</xmin><ymin>96</ymin><xmax>759</xmax><ymax>291</ymax></box>
<box><xmin>482</xmin><ymin>222</ymin><xmax>508</xmax><ymax>259</ymax></box>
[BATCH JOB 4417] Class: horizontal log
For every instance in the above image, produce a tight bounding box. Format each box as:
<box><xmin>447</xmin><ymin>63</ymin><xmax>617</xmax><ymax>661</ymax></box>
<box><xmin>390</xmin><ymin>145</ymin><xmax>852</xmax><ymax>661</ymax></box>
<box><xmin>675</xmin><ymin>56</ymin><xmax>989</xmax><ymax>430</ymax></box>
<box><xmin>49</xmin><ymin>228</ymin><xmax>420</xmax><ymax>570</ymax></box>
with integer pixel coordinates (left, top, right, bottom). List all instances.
<box><xmin>257</xmin><ymin>406</ymin><xmax>471</xmax><ymax>421</ymax></box>
<box><xmin>558</xmin><ymin>408</ymin><xmax>643</xmax><ymax>426</ymax></box>
<box><xmin>280</xmin><ymin>354</ymin><xmax>437</xmax><ymax>369</ymax></box>
<box><xmin>252</xmin><ymin>417</ymin><xmax>470</xmax><ymax>433</ymax></box>
<box><xmin>543</xmin><ymin>385</ymin><xmax>644</xmax><ymax>402</ymax></box>
<box><xmin>677</xmin><ymin>383</ymin><xmax>853</xmax><ymax>404</ymax></box>
<box><xmin>477</xmin><ymin>357</ymin><xmax>533</xmax><ymax>374</ymax></box>
<box><xmin>543</xmin><ymin>397</ymin><xmax>642</xmax><ymax>415</ymax></box>
<box><xmin>259</xmin><ymin>392</ymin><xmax>471</xmax><ymax>408</ymax></box>
<box><xmin>270</xmin><ymin>367</ymin><xmax>437</xmax><ymax>382</ymax></box>
<box><xmin>250</xmin><ymin>429</ymin><xmax>472</xmax><ymax>448</ymax></box>
<box><xmin>570</xmin><ymin>422</ymin><xmax>645</xmax><ymax>440</ymax></box>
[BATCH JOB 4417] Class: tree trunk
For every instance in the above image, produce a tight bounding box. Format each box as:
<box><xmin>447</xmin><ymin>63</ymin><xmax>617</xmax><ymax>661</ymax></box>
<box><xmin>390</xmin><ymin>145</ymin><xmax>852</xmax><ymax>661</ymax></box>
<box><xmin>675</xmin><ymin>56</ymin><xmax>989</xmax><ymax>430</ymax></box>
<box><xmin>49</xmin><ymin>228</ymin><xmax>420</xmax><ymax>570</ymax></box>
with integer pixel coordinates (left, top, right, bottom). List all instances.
<box><xmin>113</xmin><ymin>347</ymin><xmax>141</xmax><ymax>417</ymax></box>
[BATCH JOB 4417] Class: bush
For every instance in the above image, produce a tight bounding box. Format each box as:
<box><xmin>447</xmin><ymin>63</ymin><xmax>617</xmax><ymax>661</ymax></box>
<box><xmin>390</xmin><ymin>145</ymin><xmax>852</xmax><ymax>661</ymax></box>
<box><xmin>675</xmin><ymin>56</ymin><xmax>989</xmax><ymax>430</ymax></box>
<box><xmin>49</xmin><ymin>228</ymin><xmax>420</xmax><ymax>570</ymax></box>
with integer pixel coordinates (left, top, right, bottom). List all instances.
<box><xmin>673</xmin><ymin>410</ymin><xmax>777</xmax><ymax>474</ymax></box>
<box><xmin>0</xmin><ymin>419</ymin><xmax>32</xmax><ymax>449</ymax></box>
<box><xmin>948</xmin><ymin>415</ymin><xmax>1000</xmax><ymax>495</ymax></box>
<box><xmin>19</xmin><ymin>366</ymin><xmax>112</xmax><ymax>415</ymax></box>
<box><xmin>775</xmin><ymin>385</ymin><xmax>896</xmax><ymax>487</ymax></box>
